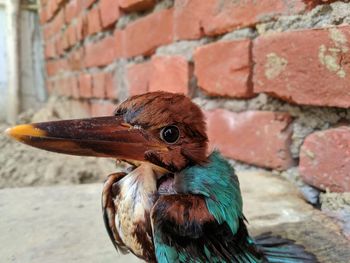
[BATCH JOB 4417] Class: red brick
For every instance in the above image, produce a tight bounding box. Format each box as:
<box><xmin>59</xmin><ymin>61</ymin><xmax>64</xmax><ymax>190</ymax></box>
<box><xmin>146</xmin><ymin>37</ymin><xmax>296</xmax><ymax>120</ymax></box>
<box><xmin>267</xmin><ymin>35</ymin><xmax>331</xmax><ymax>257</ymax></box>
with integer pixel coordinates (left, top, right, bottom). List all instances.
<box><xmin>84</xmin><ymin>0</ymin><xmax>98</xmax><ymax>9</ymax></box>
<box><xmin>46</xmin><ymin>59</ymin><xmax>67</xmax><ymax>76</ymax></box>
<box><xmin>124</xmin><ymin>8</ymin><xmax>173</xmax><ymax>57</ymax></box>
<box><xmin>85</xmin><ymin>36</ymin><xmax>118</xmax><ymax>68</ymax></box>
<box><xmin>65</xmin><ymin>0</ymin><xmax>82</xmax><ymax>24</ymax></box>
<box><xmin>70</xmin><ymin>76</ymin><xmax>80</xmax><ymax>99</ymax></box>
<box><xmin>203</xmin><ymin>0</ymin><xmax>306</xmax><ymax>36</ymax></box>
<box><xmin>51</xmin><ymin>9</ymin><xmax>65</xmax><ymax>36</ymax></box>
<box><xmin>55</xmin><ymin>35</ymin><xmax>64</xmax><ymax>56</ymax></box>
<box><xmin>76</xmin><ymin>16</ymin><xmax>84</xmax><ymax>41</ymax></box>
<box><xmin>206</xmin><ymin>109</ymin><xmax>294</xmax><ymax>170</ymax></box>
<box><xmin>304</xmin><ymin>0</ymin><xmax>338</xmax><ymax>8</ymax></box>
<box><xmin>300</xmin><ymin>127</ymin><xmax>350</xmax><ymax>192</ymax></box>
<box><xmin>99</xmin><ymin>0</ymin><xmax>120</xmax><ymax>28</ymax></box>
<box><xmin>91</xmin><ymin>100</ymin><xmax>116</xmax><ymax>116</ymax></box>
<box><xmin>79</xmin><ymin>73</ymin><xmax>93</xmax><ymax>98</ymax></box>
<box><xmin>46</xmin><ymin>0</ymin><xmax>58</xmax><ymax>20</ymax></box>
<box><xmin>45</xmin><ymin>41</ymin><xmax>56</xmax><ymax>59</ymax></box>
<box><xmin>119</xmin><ymin>0</ymin><xmax>155</xmax><ymax>12</ymax></box>
<box><xmin>194</xmin><ymin>40</ymin><xmax>254</xmax><ymax>98</ymax></box>
<box><xmin>92</xmin><ymin>72</ymin><xmax>107</xmax><ymax>98</ymax></box>
<box><xmin>127</xmin><ymin>62</ymin><xmax>151</xmax><ymax>96</ymax></box>
<box><xmin>114</xmin><ymin>30</ymin><xmax>125</xmax><ymax>58</ymax></box>
<box><xmin>149</xmin><ymin>56</ymin><xmax>189</xmax><ymax>95</ymax></box>
<box><xmin>70</xmin><ymin>100</ymin><xmax>92</xmax><ymax>118</ymax></box>
<box><xmin>174</xmin><ymin>0</ymin><xmax>210</xmax><ymax>40</ymax></box>
<box><xmin>62</xmin><ymin>30</ymin><xmax>70</xmax><ymax>50</ymax></box>
<box><xmin>254</xmin><ymin>26</ymin><xmax>350</xmax><ymax>108</ymax></box>
<box><xmin>105</xmin><ymin>72</ymin><xmax>118</xmax><ymax>99</ymax></box>
<box><xmin>39</xmin><ymin>7</ymin><xmax>48</xmax><ymax>24</ymax></box>
<box><xmin>87</xmin><ymin>7</ymin><xmax>102</xmax><ymax>35</ymax></box>
<box><xmin>67</xmin><ymin>24</ymin><xmax>77</xmax><ymax>47</ymax></box>
<box><xmin>59</xmin><ymin>77</ymin><xmax>73</xmax><ymax>97</ymax></box>
<box><xmin>68</xmin><ymin>48</ymin><xmax>84</xmax><ymax>71</ymax></box>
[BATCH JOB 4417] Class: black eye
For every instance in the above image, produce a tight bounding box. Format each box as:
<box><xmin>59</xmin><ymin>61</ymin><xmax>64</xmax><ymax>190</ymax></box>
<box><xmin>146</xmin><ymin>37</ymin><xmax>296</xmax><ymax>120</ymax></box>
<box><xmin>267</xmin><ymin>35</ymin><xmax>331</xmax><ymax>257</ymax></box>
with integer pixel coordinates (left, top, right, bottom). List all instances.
<box><xmin>160</xmin><ymin>125</ymin><xmax>180</xmax><ymax>144</ymax></box>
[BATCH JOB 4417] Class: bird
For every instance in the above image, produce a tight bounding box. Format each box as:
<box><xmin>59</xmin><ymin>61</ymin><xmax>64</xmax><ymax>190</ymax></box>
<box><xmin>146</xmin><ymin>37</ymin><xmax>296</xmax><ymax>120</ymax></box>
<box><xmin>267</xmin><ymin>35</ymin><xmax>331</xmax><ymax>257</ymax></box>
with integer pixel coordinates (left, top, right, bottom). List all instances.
<box><xmin>6</xmin><ymin>91</ymin><xmax>318</xmax><ymax>263</ymax></box>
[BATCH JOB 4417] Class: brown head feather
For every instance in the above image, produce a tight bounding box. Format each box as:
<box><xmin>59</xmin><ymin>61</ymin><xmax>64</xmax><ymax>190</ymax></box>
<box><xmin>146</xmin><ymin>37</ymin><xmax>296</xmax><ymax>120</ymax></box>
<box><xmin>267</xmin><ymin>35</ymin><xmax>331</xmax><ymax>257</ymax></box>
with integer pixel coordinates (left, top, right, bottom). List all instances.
<box><xmin>114</xmin><ymin>92</ymin><xmax>208</xmax><ymax>171</ymax></box>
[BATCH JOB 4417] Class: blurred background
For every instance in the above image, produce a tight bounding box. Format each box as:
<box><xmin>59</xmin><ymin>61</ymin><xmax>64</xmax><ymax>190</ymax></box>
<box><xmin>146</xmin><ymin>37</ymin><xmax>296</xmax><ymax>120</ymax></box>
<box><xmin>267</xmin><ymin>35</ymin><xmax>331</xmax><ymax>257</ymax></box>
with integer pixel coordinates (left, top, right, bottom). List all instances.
<box><xmin>1</xmin><ymin>0</ymin><xmax>350</xmax><ymax>262</ymax></box>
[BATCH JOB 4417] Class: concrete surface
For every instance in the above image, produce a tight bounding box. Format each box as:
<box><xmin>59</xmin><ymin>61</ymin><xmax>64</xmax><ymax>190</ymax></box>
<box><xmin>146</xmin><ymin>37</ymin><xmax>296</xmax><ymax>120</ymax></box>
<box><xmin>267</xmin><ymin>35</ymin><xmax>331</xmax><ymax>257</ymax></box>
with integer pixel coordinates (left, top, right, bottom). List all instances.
<box><xmin>0</xmin><ymin>171</ymin><xmax>349</xmax><ymax>263</ymax></box>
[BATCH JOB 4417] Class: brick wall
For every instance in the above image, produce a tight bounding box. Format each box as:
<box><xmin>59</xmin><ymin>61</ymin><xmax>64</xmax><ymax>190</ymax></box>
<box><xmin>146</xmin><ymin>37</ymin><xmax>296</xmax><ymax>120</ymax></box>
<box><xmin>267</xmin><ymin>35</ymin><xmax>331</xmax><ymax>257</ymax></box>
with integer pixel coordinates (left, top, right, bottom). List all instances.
<box><xmin>39</xmin><ymin>0</ymin><xmax>350</xmax><ymax>193</ymax></box>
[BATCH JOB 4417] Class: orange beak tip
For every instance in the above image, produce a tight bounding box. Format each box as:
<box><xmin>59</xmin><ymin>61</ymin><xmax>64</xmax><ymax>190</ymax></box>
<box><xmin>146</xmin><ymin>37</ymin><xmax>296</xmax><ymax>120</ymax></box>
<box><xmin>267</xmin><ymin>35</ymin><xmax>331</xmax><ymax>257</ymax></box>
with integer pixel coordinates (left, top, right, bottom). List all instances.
<box><xmin>5</xmin><ymin>124</ymin><xmax>46</xmax><ymax>141</ymax></box>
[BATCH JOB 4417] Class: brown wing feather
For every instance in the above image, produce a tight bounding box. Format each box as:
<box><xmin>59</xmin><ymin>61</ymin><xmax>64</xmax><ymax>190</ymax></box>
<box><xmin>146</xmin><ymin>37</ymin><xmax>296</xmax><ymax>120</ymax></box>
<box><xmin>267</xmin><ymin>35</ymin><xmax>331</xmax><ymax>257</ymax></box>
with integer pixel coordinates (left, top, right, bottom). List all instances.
<box><xmin>151</xmin><ymin>195</ymin><xmax>215</xmax><ymax>238</ymax></box>
<box><xmin>102</xmin><ymin>172</ymin><xmax>129</xmax><ymax>254</ymax></box>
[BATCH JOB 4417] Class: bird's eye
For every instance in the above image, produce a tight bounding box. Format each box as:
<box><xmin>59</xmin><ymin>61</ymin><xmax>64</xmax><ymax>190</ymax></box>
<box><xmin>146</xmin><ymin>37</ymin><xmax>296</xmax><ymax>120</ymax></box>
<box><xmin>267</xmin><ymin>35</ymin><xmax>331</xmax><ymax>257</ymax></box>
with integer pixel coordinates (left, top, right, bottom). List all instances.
<box><xmin>160</xmin><ymin>125</ymin><xmax>180</xmax><ymax>144</ymax></box>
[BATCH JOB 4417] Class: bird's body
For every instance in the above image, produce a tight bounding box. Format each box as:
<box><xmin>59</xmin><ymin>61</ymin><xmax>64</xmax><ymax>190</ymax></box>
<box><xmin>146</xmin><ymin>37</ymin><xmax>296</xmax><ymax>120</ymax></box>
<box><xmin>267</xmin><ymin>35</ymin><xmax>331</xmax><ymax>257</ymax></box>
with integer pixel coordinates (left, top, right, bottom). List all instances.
<box><xmin>7</xmin><ymin>92</ymin><xmax>318</xmax><ymax>263</ymax></box>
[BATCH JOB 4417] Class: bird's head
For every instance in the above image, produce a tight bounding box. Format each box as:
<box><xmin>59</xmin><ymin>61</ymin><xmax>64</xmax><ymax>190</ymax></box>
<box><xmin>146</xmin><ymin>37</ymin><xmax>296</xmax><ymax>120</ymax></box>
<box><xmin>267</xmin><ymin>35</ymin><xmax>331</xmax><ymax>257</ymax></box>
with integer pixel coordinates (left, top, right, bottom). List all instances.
<box><xmin>6</xmin><ymin>92</ymin><xmax>208</xmax><ymax>173</ymax></box>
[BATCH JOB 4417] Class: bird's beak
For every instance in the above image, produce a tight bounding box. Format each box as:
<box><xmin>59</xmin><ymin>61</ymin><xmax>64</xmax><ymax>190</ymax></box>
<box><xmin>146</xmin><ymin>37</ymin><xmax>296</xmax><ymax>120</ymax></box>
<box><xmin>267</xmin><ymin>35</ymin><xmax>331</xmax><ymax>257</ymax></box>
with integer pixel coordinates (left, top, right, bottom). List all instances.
<box><xmin>5</xmin><ymin>116</ymin><xmax>168</xmax><ymax>163</ymax></box>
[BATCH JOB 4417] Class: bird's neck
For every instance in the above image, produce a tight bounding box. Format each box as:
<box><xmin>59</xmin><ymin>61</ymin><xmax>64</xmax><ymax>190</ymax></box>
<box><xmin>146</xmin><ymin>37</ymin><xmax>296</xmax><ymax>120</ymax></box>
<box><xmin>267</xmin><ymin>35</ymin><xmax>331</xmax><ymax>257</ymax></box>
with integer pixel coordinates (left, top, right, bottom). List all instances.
<box><xmin>176</xmin><ymin>151</ymin><xmax>243</xmax><ymax>233</ymax></box>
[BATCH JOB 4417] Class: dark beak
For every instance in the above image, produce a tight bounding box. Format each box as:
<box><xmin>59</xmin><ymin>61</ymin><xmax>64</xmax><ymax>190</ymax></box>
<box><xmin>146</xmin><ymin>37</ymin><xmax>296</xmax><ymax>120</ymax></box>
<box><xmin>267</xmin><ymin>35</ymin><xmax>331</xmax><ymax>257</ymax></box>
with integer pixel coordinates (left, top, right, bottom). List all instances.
<box><xmin>5</xmin><ymin>116</ymin><xmax>167</xmax><ymax>163</ymax></box>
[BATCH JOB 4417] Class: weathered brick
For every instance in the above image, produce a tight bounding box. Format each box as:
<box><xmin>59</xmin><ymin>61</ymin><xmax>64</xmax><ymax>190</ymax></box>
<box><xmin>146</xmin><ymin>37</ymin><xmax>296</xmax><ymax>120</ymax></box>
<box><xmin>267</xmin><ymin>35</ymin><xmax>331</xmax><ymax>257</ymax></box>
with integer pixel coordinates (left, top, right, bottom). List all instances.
<box><xmin>105</xmin><ymin>72</ymin><xmax>118</xmax><ymax>99</ymax></box>
<box><xmin>127</xmin><ymin>62</ymin><xmax>151</xmax><ymax>96</ymax></box>
<box><xmin>203</xmin><ymin>0</ymin><xmax>306</xmax><ymax>36</ymax></box>
<box><xmin>68</xmin><ymin>48</ymin><xmax>84</xmax><ymax>71</ymax></box>
<box><xmin>76</xmin><ymin>16</ymin><xmax>85</xmax><ymax>42</ymax></box>
<box><xmin>124</xmin><ymin>8</ymin><xmax>173</xmax><ymax>57</ymax></box>
<box><xmin>87</xmin><ymin>7</ymin><xmax>102</xmax><ymax>35</ymax></box>
<box><xmin>92</xmin><ymin>72</ymin><xmax>107</xmax><ymax>98</ymax></box>
<box><xmin>304</xmin><ymin>0</ymin><xmax>338</xmax><ymax>8</ymax></box>
<box><xmin>65</xmin><ymin>0</ymin><xmax>82</xmax><ymax>24</ymax></box>
<box><xmin>51</xmin><ymin>9</ymin><xmax>65</xmax><ymax>37</ymax></box>
<box><xmin>174</xmin><ymin>0</ymin><xmax>210</xmax><ymax>40</ymax></box>
<box><xmin>300</xmin><ymin>127</ymin><xmax>350</xmax><ymax>192</ymax></box>
<box><xmin>174</xmin><ymin>0</ymin><xmax>306</xmax><ymax>39</ymax></box>
<box><xmin>194</xmin><ymin>40</ymin><xmax>254</xmax><ymax>98</ymax></box>
<box><xmin>84</xmin><ymin>0</ymin><xmax>98</xmax><ymax>9</ymax></box>
<box><xmin>45</xmin><ymin>41</ymin><xmax>56</xmax><ymax>59</ymax></box>
<box><xmin>67</xmin><ymin>24</ymin><xmax>77</xmax><ymax>47</ymax></box>
<box><xmin>62</xmin><ymin>30</ymin><xmax>70</xmax><ymax>50</ymax></box>
<box><xmin>149</xmin><ymin>56</ymin><xmax>189</xmax><ymax>94</ymax></box>
<box><xmin>85</xmin><ymin>36</ymin><xmax>118</xmax><ymax>68</ymax></box>
<box><xmin>114</xmin><ymin>30</ymin><xmax>125</xmax><ymax>58</ymax></box>
<box><xmin>79</xmin><ymin>73</ymin><xmax>93</xmax><ymax>98</ymax></box>
<box><xmin>70</xmin><ymin>76</ymin><xmax>80</xmax><ymax>99</ymax></box>
<box><xmin>254</xmin><ymin>26</ymin><xmax>350</xmax><ymax>108</ymax></box>
<box><xmin>39</xmin><ymin>7</ymin><xmax>48</xmax><ymax>24</ymax></box>
<box><xmin>46</xmin><ymin>59</ymin><xmax>67</xmax><ymax>76</ymax></box>
<box><xmin>91</xmin><ymin>100</ymin><xmax>116</xmax><ymax>116</ymax></box>
<box><xmin>99</xmin><ymin>0</ymin><xmax>120</xmax><ymax>28</ymax></box>
<box><xmin>206</xmin><ymin>109</ymin><xmax>294</xmax><ymax>170</ymax></box>
<box><xmin>46</xmin><ymin>0</ymin><xmax>58</xmax><ymax>20</ymax></box>
<box><xmin>70</xmin><ymin>100</ymin><xmax>92</xmax><ymax>118</ymax></box>
<box><xmin>119</xmin><ymin>0</ymin><xmax>155</xmax><ymax>12</ymax></box>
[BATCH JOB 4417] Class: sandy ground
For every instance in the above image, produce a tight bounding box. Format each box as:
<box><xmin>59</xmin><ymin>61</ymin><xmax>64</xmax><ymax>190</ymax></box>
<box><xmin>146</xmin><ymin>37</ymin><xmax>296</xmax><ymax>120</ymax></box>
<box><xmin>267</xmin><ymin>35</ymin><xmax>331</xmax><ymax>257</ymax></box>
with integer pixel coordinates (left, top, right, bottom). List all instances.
<box><xmin>1</xmin><ymin>171</ymin><xmax>349</xmax><ymax>263</ymax></box>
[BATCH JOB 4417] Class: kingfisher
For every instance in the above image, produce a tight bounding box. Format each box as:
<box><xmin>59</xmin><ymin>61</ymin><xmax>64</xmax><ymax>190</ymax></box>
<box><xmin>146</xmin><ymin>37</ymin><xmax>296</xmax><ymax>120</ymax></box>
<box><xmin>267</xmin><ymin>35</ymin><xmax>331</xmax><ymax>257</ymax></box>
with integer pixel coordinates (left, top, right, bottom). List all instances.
<box><xmin>6</xmin><ymin>92</ymin><xmax>317</xmax><ymax>263</ymax></box>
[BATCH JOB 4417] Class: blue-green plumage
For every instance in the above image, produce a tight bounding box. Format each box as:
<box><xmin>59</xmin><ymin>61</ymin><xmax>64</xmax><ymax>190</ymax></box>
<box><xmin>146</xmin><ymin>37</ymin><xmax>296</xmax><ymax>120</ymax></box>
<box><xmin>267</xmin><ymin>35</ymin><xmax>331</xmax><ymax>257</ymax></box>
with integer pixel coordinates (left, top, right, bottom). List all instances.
<box><xmin>178</xmin><ymin>151</ymin><xmax>242</xmax><ymax>235</ymax></box>
<box><xmin>151</xmin><ymin>151</ymin><xmax>317</xmax><ymax>263</ymax></box>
